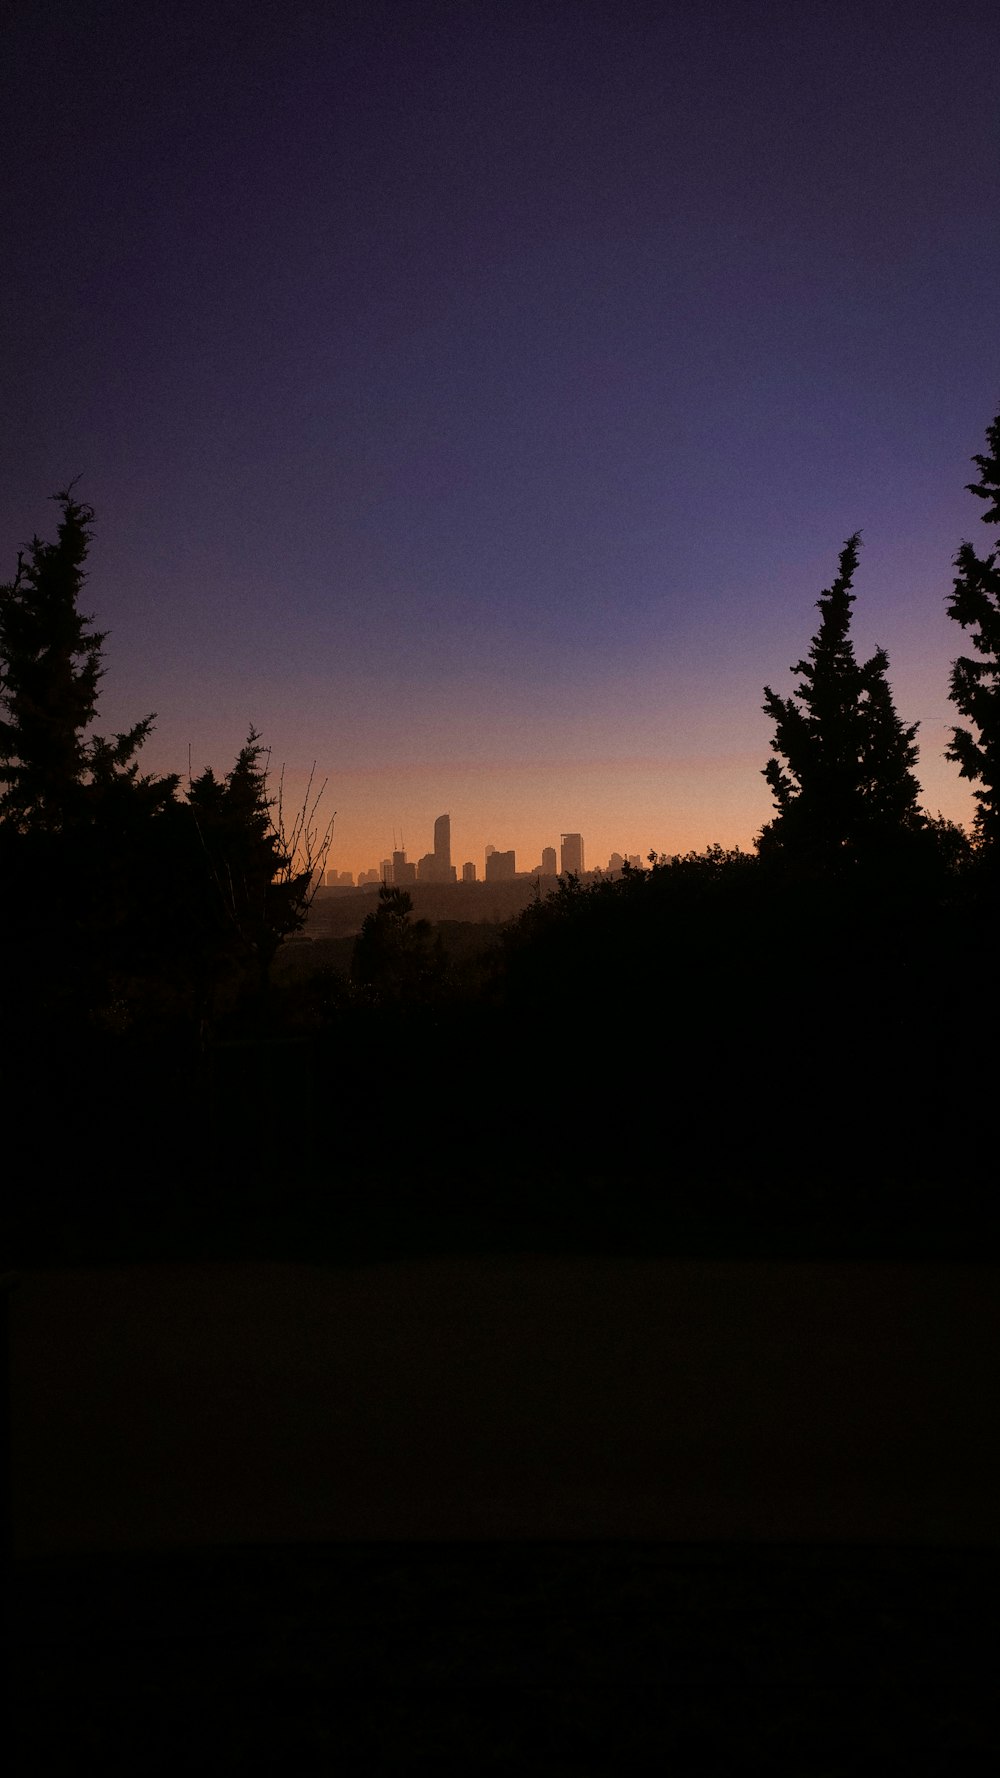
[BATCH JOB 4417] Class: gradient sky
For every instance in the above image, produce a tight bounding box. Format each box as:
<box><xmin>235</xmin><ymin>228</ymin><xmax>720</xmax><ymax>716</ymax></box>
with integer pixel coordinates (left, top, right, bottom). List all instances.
<box><xmin>3</xmin><ymin>0</ymin><xmax>998</xmax><ymax>876</ymax></box>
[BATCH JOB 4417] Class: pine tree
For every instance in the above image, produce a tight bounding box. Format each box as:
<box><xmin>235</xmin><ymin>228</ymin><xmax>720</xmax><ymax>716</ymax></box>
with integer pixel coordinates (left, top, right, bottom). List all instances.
<box><xmin>945</xmin><ymin>412</ymin><xmax>1000</xmax><ymax>850</ymax></box>
<box><xmin>759</xmin><ymin>534</ymin><xmax>923</xmax><ymax>867</ymax></box>
<box><xmin>0</xmin><ymin>488</ymin><xmax>162</xmax><ymax>830</ymax></box>
<box><xmin>857</xmin><ymin>646</ymin><xmax>923</xmax><ymax>834</ymax></box>
<box><xmin>0</xmin><ymin>490</ymin><xmax>180</xmax><ymax>1032</ymax></box>
<box><xmin>186</xmin><ymin>729</ymin><xmax>317</xmax><ymax>1005</ymax></box>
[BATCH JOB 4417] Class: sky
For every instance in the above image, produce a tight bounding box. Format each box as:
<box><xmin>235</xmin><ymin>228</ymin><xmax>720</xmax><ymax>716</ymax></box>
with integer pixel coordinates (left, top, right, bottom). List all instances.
<box><xmin>2</xmin><ymin>0</ymin><xmax>998</xmax><ymax>877</ymax></box>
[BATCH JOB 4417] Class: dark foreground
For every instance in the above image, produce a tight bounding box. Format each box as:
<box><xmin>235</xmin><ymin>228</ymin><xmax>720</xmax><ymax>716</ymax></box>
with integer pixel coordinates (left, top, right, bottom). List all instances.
<box><xmin>13</xmin><ymin>1259</ymin><xmax>999</xmax><ymax>1549</ymax></box>
<box><xmin>7</xmin><ymin>1257</ymin><xmax>999</xmax><ymax>1769</ymax></box>
<box><xmin>12</xmin><ymin>1540</ymin><xmax>999</xmax><ymax>1772</ymax></box>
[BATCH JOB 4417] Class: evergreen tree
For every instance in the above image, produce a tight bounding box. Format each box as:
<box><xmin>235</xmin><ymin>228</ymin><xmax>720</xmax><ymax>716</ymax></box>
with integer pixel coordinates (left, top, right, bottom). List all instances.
<box><xmin>759</xmin><ymin>534</ymin><xmax>923</xmax><ymax>867</ymax></box>
<box><xmin>857</xmin><ymin>646</ymin><xmax>923</xmax><ymax>833</ymax></box>
<box><xmin>186</xmin><ymin>729</ymin><xmax>316</xmax><ymax>1008</ymax></box>
<box><xmin>945</xmin><ymin>412</ymin><xmax>1000</xmax><ymax>849</ymax></box>
<box><xmin>0</xmin><ymin>491</ymin><xmax>180</xmax><ymax>1032</ymax></box>
<box><xmin>0</xmin><ymin>489</ymin><xmax>160</xmax><ymax>830</ymax></box>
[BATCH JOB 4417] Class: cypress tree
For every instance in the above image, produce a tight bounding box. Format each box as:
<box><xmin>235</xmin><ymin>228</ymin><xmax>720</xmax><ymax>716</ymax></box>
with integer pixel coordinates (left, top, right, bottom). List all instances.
<box><xmin>945</xmin><ymin>412</ymin><xmax>1000</xmax><ymax>850</ymax></box>
<box><xmin>0</xmin><ymin>489</ymin><xmax>161</xmax><ymax>831</ymax></box>
<box><xmin>0</xmin><ymin>491</ymin><xmax>178</xmax><ymax>1033</ymax></box>
<box><xmin>759</xmin><ymin>534</ymin><xmax>923</xmax><ymax>867</ymax></box>
<box><xmin>187</xmin><ymin>729</ymin><xmax>316</xmax><ymax>1006</ymax></box>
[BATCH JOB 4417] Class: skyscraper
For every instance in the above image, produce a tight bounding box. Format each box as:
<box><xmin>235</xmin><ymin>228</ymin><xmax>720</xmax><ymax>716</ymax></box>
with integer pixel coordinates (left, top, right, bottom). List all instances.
<box><xmin>541</xmin><ymin>846</ymin><xmax>557</xmax><ymax>875</ymax></box>
<box><xmin>416</xmin><ymin>813</ymin><xmax>457</xmax><ymax>883</ymax></box>
<box><xmin>561</xmin><ymin>833</ymin><xmax>584</xmax><ymax>875</ymax></box>
<box><xmin>485</xmin><ymin>849</ymin><xmax>515</xmax><ymax>881</ymax></box>
<box><xmin>434</xmin><ymin>813</ymin><xmax>451</xmax><ymax>875</ymax></box>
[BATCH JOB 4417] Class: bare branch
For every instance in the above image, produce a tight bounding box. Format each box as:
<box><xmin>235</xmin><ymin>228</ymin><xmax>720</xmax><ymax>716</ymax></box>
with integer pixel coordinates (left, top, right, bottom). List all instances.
<box><xmin>267</xmin><ymin>758</ymin><xmax>336</xmax><ymax>912</ymax></box>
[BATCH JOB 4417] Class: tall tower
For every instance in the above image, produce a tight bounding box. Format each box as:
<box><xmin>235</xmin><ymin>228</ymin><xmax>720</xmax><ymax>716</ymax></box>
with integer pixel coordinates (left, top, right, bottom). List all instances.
<box><xmin>433</xmin><ymin>813</ymin><xmax>451</xmax><ymax>876</ymax></box>
<box><xmin>561</xmin><ymin>833</ymin><xmax>584</xmax><ymax>875</ymax></box>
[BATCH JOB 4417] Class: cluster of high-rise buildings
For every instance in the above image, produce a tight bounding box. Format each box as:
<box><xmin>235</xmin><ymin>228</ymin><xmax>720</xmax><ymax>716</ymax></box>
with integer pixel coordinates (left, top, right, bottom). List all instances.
<box><xmin>325</xmin><ymin>817</ymin><xmax>641</xmax><ymax>890</ymax></box>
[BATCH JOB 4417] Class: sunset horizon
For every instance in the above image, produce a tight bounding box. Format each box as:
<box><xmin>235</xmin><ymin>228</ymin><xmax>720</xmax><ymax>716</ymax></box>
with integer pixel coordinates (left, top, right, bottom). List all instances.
<box><xmin>2</xmin><ymin>1</ymin><xmax>992</xmax><ymax>878</ymax></box>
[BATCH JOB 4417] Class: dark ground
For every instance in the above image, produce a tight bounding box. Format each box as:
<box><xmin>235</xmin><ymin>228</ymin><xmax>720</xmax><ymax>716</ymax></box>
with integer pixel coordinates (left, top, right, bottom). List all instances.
<box><xmin>7</xmin><ymin>1254</ymin><xmax>999</xmax><ymax>1770</ymax></box>
<box><xmin>5</xmin><ymin>904</ymin><xmax>999</xmax><ymax>1773</ymax></box>
<box><xmin>11</xmin><ymin>1540</ymin><xmax>1000</xmax><ymax>1773</ymax></box>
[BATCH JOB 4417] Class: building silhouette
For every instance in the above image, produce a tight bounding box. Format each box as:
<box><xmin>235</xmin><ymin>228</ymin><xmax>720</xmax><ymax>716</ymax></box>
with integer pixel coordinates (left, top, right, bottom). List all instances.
<box><xmin>541</xmin><ymin>846</ymin><xmax>557</xmax><ymax>875</ymax></box>
<box><xmin>486</xmin><ymin>848</ymin><xmax>516</xmax><ymax>882</ymax></box>
<box><xmin>462</xmin><ymin>861</ymin><xmax>476</xmax><ymax>883</ymax></box>
<box><xmin>434</xmin><ymin>813</ymin><xmax>452</xmax><ymax>875</ymax></box>
<box><xmin>417</xmin><ymin>812</ymin><xmax>456</xmax><ymax>883</ymax></box>
<box><xmin>561</xmin><ymin>833</ymin><xmax>584</xmax><ymax>875</ymax></box>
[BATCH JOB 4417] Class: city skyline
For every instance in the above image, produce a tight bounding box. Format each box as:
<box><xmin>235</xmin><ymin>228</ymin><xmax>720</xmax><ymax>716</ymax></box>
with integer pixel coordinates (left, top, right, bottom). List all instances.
<box><xmin>2</xmin><ymin>2</ymin><xmax>993</xmax><ymax>882</ymax></box>
<box><xmin>325</xmin><ymin>813</ymin><xmax>640</xmax><ymax>889</ymax></box>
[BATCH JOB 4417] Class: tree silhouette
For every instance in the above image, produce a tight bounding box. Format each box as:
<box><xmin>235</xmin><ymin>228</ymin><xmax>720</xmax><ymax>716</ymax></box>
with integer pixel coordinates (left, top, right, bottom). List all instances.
<box><xmin>0</xmin><ymin>489</ymin><xmax>165</xmax><ymax>831</ymax></box>
<box><xmin>945</xmin><ymin>412</ymin><xmax>1000</xmax><ymax>850</ymax></box>
<box><xmin>759</xmin><ymin>534</ymin><xmax>923</xmax><ymax>868</ymax></box>
<box><xmin>186</xmin><ymin>729</ymin><xmax>325</xmax><ymax>1013</ymax></box>
<box><xmin>0</xmin><ymin>491</ymin><xmax>179</xmax><ymax>1031</ymax></box>
<box><xmin>352</xmin><ymin>882</ymin><xmax>446</xmax><ymax>1003</ymax></box>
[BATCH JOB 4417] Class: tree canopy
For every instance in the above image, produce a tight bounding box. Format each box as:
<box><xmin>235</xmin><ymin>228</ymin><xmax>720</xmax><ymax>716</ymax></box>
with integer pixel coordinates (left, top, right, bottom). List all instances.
<box><xmin>186</xmin><ymin>729</ymin><xmax>319</xmax><ymax>997</ymax></box>
<box><xmin>945</xmin><ymin>411</ymin><xmax>1000</xmax><ymax>850</ymax></box>
<box><xmin>759</xmin><ymin>534</ymin><xmax>923</xmax><ymax>868</ymax></box>
<box><xmin>0</xmin><ymin>488</ymin><xmax>165</xmax><ymax>832</ymax></box>
<box><xmin>0</xmin><ymin>493</ymin><xmax>331</xmax><ymax>1037</ymax></box>
<box><xmin>352</xmin><ymin>882</ymin><xmax>447</xmax><ymax>1003</ymax></box>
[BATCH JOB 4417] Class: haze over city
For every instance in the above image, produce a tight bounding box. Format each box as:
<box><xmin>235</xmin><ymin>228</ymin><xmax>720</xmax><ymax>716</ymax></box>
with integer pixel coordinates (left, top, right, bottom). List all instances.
<box><xmin>2</xmin><ymin>0</ymin><xmax>997</xmax><ymax>877</ymax></box>
<box><xmin>321</xmin><ymin>809</ymin><xmax>633</xmax><ymax>888</ymax></box>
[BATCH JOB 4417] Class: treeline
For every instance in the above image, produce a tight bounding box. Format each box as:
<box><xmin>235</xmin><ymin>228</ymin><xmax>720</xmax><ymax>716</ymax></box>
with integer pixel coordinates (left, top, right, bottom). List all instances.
<box><xmin>0</xmin><ymin>491</ymin><xmax>335</xmax><ymax>1046</ymax></box>
<box><xmin>3</xmin><ymin>417</ymin><xmax>1000</xmax><ymax>1258</ymax></box>
<box><xmin>482</xmin><ymin>423</ymin><xmax>1000</xmax><ymax>1226</ymax></box>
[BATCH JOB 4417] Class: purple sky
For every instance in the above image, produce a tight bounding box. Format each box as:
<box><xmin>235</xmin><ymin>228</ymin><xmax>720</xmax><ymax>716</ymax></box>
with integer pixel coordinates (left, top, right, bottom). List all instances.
<box><xmin>3</xmin><ymin>0</ymin><xmax>998</xmax><ymax>875</ymax></box>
